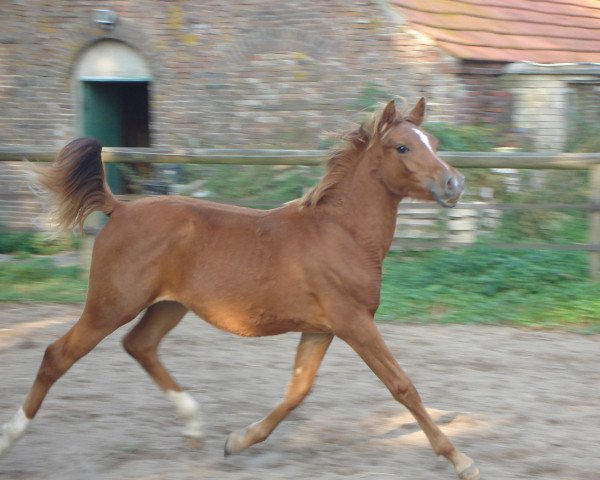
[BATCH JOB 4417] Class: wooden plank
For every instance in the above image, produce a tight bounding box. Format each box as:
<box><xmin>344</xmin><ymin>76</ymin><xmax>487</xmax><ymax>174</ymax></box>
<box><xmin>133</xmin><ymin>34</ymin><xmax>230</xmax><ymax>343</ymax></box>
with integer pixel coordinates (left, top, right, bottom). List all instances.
<box><xmin>441</xmin><ymin>152</ymin><xmax>600</xmax><ymax>170</ymax></box>
<box><xmin>2</xmin><ymin>148</ymin><xmax>600</xmax><ymax>169</ymax></box>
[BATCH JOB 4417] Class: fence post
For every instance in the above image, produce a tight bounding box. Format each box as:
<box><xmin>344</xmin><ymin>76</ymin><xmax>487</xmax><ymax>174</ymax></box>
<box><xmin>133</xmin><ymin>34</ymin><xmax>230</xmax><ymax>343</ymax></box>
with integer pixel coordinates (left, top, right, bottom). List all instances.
<box><xmin>589</xmin><ymin>165</ymin><xmax>600</xmax><ymax>280</ymax></box>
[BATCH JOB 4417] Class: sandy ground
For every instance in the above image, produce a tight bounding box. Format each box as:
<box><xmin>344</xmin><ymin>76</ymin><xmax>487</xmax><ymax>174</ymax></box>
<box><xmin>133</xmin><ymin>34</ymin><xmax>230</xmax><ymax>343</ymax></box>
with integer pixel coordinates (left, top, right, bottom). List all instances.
<box><xmin>0</xmin><ymin>303</ymin><xmax>599</xmax><ymax>480</ymax></box>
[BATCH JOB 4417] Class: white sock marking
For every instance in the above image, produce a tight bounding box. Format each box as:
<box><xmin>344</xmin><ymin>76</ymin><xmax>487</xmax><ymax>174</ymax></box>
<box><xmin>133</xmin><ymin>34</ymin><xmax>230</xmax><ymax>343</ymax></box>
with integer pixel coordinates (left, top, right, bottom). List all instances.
<box><xmin>0</xmin><ymin>407</ymin><xmax>30</xmax><ymax>455</ymax></box>
<box><xmin>166</xmin><ymin>390</ymin><xmax>203</xmax><ymax>439</ymax></box>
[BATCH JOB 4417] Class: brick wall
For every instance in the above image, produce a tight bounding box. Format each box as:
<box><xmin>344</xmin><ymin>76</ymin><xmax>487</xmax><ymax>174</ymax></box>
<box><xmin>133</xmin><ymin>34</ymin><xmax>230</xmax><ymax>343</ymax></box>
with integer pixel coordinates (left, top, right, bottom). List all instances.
<box><xmin>0</xmin><ymin>162</ymin><xmax>46</xmax><ymax>230</ymax></box>
<box><xmin>503</xmin><ymin>66</ymin><xmax>600</xmax><ymax>152</ymax></box>
<box><xmin>454</xmin><ymin>61</ymin><xmax>513</xmax><ymax>127</ymax></box>
<box><xmin>0</xmin><ymin>1</ymin><xmax>516</xmax><ymax>230</ymax></box>
<box><xmin>0</xmin><ymin>0</ymin><xmax>484</xmax><ymax>151</ymax></box>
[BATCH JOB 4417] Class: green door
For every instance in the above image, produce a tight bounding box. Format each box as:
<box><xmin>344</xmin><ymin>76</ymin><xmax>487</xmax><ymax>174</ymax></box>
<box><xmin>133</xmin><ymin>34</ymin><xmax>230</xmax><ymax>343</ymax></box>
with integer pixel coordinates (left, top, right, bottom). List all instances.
<box><xmin>81</xmin><ymin>81</ymin><xmax>150</xmax><ymax>193</ymax></box>
<box><xmin>82</xmin><ymin>81</ymin><xmax>124</xmax><ymax>193</ymax></box>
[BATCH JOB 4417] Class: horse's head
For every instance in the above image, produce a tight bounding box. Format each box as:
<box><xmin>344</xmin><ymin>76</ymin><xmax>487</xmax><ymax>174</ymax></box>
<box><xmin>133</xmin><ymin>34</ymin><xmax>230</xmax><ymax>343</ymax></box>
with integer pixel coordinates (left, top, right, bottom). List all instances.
<box><xmin>373</xmin><ymin>99</ymin><xmax>464</xmax><ymax>207</ymax></box>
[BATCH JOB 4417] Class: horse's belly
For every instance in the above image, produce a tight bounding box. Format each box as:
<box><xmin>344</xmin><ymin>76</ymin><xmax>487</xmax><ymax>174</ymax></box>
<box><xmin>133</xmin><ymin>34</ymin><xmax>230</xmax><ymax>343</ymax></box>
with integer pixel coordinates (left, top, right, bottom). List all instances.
<box><xmin>190</xmin><ymin>303</ymin><xmax>329</xmax><ymax>337</ymax></box>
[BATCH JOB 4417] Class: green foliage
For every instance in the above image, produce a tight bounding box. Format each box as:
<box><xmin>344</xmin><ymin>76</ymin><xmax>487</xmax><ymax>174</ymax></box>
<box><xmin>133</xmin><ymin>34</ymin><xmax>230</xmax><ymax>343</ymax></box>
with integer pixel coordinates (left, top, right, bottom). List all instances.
<box><xmin>0</xmin><ymin>258</ymin><xmax>87</xmax><ymax>303</ymax></box>
<box><xmin>202</xmin><ymin>165</ymin><xmax>322</xmax><ymax>205</ymax></box>
<box><xmin>497</xmin><ymin>208</ymin><xmax>587</xmax><ymax>244</ymax></box>
<box><xmin>424</xmin><ymin>122</ymin><xmax>500</xmax><ymax>152</ymax></box>
<box><xmin>378</xmin><ymin>247</ymin><xmax>600</xmax><ymax>332</ymax></box>
<box><xmin>351</xmin><ymin>83</ymin><xmax>391</xmax><ymax>112</ymax></box>
<box><xmin>566</xmin><ymin>124</ymin><xmax>600</xmax><ymax>153</ymax></box>
<box><xmin>0</xmin><ymin>231</ymin><xmax>80</xmax><ymax>255</ymax></box>
<box><xmin>491</xmin><ymin>170</ymin><xmax>588</xmax><ymax>243</ymax></box>
<box><xmin>2</xmin><ymin>247</ymin><xmax>599</xmax><ymax>332</ymax></box>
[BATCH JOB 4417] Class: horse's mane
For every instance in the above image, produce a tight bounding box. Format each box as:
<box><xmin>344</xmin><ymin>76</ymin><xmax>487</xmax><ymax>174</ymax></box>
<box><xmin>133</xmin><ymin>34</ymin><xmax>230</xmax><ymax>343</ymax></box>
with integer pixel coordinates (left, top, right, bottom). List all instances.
<box><xmin>299</xmin><ymin>102</ymin><xmax>403</xmax><ymax>208</ymax></box>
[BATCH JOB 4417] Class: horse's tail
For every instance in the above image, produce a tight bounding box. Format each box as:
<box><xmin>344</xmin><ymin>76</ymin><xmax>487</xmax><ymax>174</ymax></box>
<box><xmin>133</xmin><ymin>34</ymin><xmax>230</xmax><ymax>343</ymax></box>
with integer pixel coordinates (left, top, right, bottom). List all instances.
<box><xmin>33</xmin><ymin>138</ymin><xmax>120</xmax><ymax>231</ymax></box>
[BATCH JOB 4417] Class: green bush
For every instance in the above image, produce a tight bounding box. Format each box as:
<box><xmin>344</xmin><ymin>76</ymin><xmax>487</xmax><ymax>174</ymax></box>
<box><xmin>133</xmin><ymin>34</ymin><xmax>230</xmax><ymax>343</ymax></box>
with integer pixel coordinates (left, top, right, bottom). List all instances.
<box><xmin>424</xmin><ymin>122</ymin><xmax>500</xmax><ymax>152</ymax></box>
<box><xmin>378</xmin><ymin>247</ymin><xmax>600</xmax><ymax>331</ymax></box>
<box><xmin>0</xmin><ymin>258</ymin><xmax>86</xmax><ymax>303</ymax></box>
<box><xmin>490</xmin><ymin>169</ymin><xmax>589</xmax><ymax>243</ymax></box>
<box><xmin>202</xmin><ymin>164</ymin><xmax>321</xmax><ymax>205</ymax></box>
<box><xmin>0</xmin><ymin>231</ymin><xmax>80</xmax><ymax>255</ymax></box>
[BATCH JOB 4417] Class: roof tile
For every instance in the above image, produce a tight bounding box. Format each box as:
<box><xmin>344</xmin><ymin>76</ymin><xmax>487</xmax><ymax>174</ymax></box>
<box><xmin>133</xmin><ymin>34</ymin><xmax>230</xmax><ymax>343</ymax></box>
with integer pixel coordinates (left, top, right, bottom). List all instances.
<box><xmin>392</xmin><ymin>0</ymin><xmax>600</xmax><ymax>63</ymax></box>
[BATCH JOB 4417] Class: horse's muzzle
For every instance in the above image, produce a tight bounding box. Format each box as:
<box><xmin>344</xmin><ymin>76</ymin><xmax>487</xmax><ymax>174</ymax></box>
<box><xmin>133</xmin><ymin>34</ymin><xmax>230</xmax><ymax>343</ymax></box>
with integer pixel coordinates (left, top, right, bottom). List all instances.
<box><xmin>431</xmin><ymin>172</ymin><xmax>464</xmax><ymax>208</ymax></box>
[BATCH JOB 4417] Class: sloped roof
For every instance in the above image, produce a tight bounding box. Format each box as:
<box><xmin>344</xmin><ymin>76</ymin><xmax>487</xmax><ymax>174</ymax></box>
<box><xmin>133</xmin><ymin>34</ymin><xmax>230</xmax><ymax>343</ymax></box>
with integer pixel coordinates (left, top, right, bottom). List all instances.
<box><xmin>391</xmin><ymin>0</ymin><xmax>600</xmax><ymax>63</ymax></box>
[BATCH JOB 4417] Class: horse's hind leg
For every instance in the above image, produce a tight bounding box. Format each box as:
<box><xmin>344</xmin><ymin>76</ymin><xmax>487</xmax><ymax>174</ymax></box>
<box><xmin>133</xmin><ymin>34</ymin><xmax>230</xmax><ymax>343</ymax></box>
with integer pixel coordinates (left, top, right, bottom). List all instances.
<box><xmin>225</xmin><ymin>332</ymin><xmax>333</xmax><ymax>455</ymax></box>
<box><xmin>340</xmin><ymin>318</ymin><xmax>480</xmax><ymax>480</ymax></box>
<box><xmin>122</xmin><ymin>300</ymin><xmax>202</xmax><ymax>442</ymax></box>
<box><xmin>1</xmin><ymin>305</ymin><xmax>139</xmax><ymax>455</ymax></box>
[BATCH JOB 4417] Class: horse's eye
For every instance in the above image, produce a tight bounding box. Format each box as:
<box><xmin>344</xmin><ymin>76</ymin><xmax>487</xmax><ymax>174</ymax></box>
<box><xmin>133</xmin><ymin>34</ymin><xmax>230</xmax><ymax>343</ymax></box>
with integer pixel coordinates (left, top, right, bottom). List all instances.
<box><xmin>396</xmin><ymin>145</ymin><xmax>409</xmax><ymax>154</ymax></box>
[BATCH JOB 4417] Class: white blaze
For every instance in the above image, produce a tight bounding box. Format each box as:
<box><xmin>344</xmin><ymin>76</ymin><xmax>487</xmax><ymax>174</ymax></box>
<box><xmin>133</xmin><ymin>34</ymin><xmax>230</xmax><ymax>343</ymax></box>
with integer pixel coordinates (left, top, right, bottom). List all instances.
<box><xmin>411</xmin><ymin>127</ymin><xmax>450</xmax><ymax>171</ymax></box>
<box><xmin>411</xmin><ymin>126</ymin><xmax>434</xmax><ymax>152</ymax></box>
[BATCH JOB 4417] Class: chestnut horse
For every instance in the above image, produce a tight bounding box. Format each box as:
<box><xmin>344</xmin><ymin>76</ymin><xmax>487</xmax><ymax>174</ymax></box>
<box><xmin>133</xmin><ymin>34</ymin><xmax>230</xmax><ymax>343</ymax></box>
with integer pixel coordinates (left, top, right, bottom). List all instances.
<box><xmin>0</xmin><ymin>99</ymin><xmax>479</xmax><ymax>479</ymax></box>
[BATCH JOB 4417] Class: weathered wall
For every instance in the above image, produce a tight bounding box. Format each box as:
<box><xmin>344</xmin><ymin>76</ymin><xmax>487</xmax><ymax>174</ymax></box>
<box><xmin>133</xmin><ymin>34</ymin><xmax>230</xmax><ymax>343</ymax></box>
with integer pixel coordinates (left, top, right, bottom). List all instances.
<box><xmin>0</xmin><ymin>0</ymin><xmax>479</xmax><ymax>151</ymax></box>
<box><xmin>504</xmin><ymin>74</ymin><xmax>569</xmax><ymax>152</ymax></box>
<box><xmin>504</xmin><ymin>69</ymin><xmax>600</xmax><ymax>152</ymax></box>
<box><xmin>0</xmin><ymin>1</ymin><xmax>518</xmax><ymax>230</ymax></box>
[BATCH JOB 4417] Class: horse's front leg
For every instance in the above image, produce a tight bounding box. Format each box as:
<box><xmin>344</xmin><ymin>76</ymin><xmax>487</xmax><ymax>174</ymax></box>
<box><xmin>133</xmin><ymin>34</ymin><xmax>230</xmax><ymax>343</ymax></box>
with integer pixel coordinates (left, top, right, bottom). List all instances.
<box><xmin>225</xmin><ymin>332</ymin><xmax>333</xmax><ymax>455</ymax></box>
<box><xmin>338</xmin><ymin>316</ymin><xmax>480</xmax><ymax>480</ymax></box>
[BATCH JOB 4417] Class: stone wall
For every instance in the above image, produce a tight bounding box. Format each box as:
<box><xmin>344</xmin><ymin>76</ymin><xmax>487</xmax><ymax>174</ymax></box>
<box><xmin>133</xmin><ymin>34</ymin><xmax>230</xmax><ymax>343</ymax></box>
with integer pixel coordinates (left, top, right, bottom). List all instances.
<box><xmin>504</xmin><ymin>75</ymin><xmax>569</xmax><ymax>152</ymax></box>
<box><xmin>0</xmin><ymin>162</ymin><xmax>44</xmax><ymax>230</ymax></box>
<box><xmin>454</xmin><ymin>61</ymin><xmax>513</xmax><ymax>127</ymax></box>
<box><xmin>0</xmin><ymin>0</ymin><xmax>511</xmax><ymax>151</ymax></box>
<box><xmin>0</xmin><ymin>1</ymin><xmax>518</xmax><ymax>231</ymax></box>
<box><xmin>503</xmin><ymin>64</ymin><xmax>600</xmax><ymax>152</ymax></box>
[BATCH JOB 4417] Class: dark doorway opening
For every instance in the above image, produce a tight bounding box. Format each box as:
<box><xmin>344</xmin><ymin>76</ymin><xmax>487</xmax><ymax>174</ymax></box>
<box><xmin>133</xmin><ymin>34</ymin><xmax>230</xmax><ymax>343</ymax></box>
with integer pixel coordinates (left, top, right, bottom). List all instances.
<box><xmin>82</xmin><ymin>81</ymin><xmax>150</xmax><ymax>147</ymax></box>
<box><xmin>82</xmin><ymin>81</ymin><xmax>150</xmax><ymax>192</ymax></box>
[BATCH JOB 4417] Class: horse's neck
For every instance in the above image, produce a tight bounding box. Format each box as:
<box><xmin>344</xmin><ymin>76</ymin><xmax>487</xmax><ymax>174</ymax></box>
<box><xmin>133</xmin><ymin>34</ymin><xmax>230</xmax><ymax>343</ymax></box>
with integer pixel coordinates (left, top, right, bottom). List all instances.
<box><xmin>323</xmin><ymin>152</ymin><xmax>401</xmax><ymax>261</ymax></box>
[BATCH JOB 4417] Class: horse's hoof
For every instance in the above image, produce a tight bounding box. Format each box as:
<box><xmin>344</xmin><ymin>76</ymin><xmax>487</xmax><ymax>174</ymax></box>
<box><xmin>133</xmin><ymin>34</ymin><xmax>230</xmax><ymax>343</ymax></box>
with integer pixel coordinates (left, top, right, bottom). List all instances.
<box><xmin>224</xmin><ymin>432</ymin><xmax>239</xmax><ymax>456</ymax></box>
<box><xmin>457</xmin><ymin>462</ymin><xmax>480</xmax><ymax>480</ymax></box>
<box><xmin>224</xmin><ymin>442</ymin><xmax>232</xmax><ymax>457</ymax></box>
<box><xmin>224</xmin><ymin>429</ymin><xmax>248</xmax><ymax>456</ymax></box>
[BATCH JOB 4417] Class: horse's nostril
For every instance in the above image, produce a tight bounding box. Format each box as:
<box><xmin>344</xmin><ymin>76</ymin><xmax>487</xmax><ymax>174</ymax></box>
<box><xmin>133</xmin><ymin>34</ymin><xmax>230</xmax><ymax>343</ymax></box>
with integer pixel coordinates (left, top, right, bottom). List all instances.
<box><xmin>446</xmin><ymin>176</ymin><xmax>458</xmax><ymax>194</ymax></box>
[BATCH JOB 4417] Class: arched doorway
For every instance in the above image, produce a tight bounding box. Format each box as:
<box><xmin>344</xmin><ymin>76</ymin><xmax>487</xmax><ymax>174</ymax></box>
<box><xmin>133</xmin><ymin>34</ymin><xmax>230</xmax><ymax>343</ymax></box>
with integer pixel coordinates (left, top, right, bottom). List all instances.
<box><xmin>74</xmin><ymin>40</ymin><xmax>152</xmax><ymax>192</ymax></box>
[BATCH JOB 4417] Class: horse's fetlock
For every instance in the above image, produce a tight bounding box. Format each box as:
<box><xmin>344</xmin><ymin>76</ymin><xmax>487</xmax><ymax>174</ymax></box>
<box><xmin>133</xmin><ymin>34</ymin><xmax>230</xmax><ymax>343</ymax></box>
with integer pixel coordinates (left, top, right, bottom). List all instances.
<box><xmin>248</xmin><ymin>423</ymin><xmax>268</xmax><ymax>444</ymax></box>
<box><xmin>166</xmin><ymin>390</ymin><xmax>199</xmax><ymax>421</ymax></box>
<box><xmin>435</xmin><ymin>440</ymin><xmax>455</xmax><ymax>458</ymax></box>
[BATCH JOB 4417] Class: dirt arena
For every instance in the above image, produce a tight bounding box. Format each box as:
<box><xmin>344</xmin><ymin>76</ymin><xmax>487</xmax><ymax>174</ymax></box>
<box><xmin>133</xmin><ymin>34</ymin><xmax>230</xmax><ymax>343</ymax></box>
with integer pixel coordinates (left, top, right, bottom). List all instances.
<box><xmin>1</xmin><ymin>303</ymin><xmax>599</xmax><ymax>480</ymax></box>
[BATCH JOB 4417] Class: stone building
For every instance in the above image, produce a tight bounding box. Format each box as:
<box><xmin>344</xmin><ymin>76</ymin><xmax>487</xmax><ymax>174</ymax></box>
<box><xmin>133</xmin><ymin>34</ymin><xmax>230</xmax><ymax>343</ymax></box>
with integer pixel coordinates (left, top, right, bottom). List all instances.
<box><xmin>0</xmin><ymin>1</ymin><xmax>458</xmax><ymax>151</ymax></box>
<box><xmin>1</xmin><ymin>0</ymin><xmax>600</xmax><ymax>229</ymax></box>
<box><xmin>392</xmin><ymin>0</ymin><xmax>600</xmax><ymax>152</ymax></box>
<box><xmin>3</xmin><ymin>0</ymin><xmax>599</xmax><ymax>150</ymax></box>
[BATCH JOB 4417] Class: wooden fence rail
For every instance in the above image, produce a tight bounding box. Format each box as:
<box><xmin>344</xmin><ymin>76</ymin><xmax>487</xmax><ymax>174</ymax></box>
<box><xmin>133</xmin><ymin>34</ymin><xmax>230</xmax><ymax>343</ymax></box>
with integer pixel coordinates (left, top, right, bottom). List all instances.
<box><xmin>1</xmin><ymin>148</ymin><xmax>600</xmax><ymax>278</ymax></box>
<box><xmin>2</xmin><ymin>147</ymin><xmax>600</xmax><ymax>168</ymax></box>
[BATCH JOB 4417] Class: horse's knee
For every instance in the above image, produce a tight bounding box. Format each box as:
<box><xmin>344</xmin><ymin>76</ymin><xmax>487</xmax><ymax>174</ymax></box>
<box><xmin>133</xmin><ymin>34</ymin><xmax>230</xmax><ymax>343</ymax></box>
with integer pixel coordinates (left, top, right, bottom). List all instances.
<box><xmin>391</xmin><ymin>380</ymin><xmax>421</xmax><ymax>405</ymax></box>
<box><xmin>122</xmin><ymin>333</ymin><xmax>150</xmax><ymax>361</ymax></box>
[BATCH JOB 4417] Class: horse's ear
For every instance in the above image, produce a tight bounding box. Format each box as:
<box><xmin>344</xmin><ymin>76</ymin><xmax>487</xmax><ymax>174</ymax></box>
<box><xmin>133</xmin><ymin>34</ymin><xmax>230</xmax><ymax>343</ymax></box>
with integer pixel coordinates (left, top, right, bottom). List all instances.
<box><xmin>378</xmin><ymin>100</ymin><xmax>397</xmax><ymax>134</ymax></box>
<box><xmin>407</xmin><ymin>97</ymin><xmax>426</xmax><ymax>125</ymax></box>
